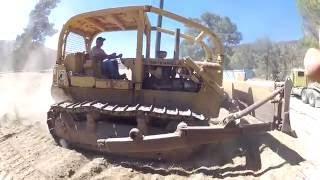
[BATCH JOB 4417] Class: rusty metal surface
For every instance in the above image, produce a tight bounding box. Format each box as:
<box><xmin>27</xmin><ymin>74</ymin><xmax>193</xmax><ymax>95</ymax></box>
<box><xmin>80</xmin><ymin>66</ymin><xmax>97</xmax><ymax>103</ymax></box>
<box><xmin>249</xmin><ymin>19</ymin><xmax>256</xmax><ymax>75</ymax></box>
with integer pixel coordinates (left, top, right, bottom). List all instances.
<box><xmin>47</xmin><ymin>99</ymin><xmax>212</xmax><ymax>159</ymax></box>
<box><xmin>222</xmin><ymin>87</ymin><xmax>284</xmax><ymax>126</ymax></box>
<box><xmin>281</xmin><ymin>77</ymin><xmax>293</xmax><ymax>134</ymax></box>
<box><xmin>98</xmin><ymin>122</ymin><xmax>272</xmax><ymax>153</ymax></box>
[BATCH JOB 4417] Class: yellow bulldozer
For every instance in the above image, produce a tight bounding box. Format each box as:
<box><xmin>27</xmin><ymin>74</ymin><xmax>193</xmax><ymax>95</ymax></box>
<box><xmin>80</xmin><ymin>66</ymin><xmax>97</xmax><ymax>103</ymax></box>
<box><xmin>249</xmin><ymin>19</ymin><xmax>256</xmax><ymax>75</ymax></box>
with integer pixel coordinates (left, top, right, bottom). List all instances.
<box><xmin>47</xmin><ymin>6</ymin><xmax>293</xmax><ymax>160</ymax></box>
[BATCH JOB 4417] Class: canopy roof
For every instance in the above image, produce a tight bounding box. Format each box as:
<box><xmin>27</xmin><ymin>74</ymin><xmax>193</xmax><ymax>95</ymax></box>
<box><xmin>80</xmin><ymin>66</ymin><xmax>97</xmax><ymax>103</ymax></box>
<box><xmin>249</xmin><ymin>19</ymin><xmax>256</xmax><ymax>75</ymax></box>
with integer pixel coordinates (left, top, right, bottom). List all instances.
<box><xmin>65</xmin><ymin>6</ymin><xmax>149</xmax><ymax>37</ymax></box>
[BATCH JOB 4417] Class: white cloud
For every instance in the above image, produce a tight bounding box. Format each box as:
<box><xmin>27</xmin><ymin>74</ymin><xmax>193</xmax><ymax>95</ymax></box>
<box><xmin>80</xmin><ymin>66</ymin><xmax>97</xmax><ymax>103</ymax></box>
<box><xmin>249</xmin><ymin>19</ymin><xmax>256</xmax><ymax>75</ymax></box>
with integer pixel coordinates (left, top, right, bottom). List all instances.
<box><xmin>0</xmin><ymin>0</ymin><xmax>38</xmax><ymax>40</ymax></box>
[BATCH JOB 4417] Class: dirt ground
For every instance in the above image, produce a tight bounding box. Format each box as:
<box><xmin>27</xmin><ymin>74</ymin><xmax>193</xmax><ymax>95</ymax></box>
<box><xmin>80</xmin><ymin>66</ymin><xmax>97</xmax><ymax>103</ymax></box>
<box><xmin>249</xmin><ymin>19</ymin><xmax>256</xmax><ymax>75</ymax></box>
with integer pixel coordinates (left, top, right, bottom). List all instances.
<box><xmin>0</xmin><ymin>72</ymin><xmax>320</xmax><ymax>180</ymax></box>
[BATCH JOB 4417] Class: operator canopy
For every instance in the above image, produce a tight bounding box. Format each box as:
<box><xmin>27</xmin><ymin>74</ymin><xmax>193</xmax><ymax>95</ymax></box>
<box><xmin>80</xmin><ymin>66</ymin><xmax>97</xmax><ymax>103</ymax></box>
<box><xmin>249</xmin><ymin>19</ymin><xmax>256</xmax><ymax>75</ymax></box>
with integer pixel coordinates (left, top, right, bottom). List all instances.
<box><xmin>65</xmin><ymin>6</ymin><xmax>147</xmax><ymax>37</ymax></box>
<box><xmin>60</xmin><ymin>6</ymin><xmax>223</xmax><ymax>60</ymax></box>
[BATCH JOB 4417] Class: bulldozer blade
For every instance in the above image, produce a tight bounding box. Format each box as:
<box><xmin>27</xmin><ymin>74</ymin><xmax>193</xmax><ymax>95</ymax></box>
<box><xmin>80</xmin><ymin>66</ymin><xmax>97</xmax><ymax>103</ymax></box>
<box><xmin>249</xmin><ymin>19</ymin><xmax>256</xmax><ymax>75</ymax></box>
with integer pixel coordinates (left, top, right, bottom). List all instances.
<box><xmin>223</xmin><ymin>78</ymin><xmax>294</xmax><ymax>136</ymax></box>
<box><xmin>281</xmin><ymin>77</ymin><xmax>295</xmax><ymax>136</ymax></box>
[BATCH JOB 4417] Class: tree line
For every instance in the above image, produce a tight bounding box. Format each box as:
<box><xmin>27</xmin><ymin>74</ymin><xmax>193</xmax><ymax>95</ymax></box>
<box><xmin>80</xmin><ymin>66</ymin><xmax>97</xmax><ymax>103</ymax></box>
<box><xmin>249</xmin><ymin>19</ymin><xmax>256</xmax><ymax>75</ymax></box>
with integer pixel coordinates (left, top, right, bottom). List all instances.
<box><xmin>181</xmin><ymin>0</ymin><xmax>317</xmax><ymax>80</ymax></box>
<box><xmin>230</xmin><ymin>38</ymin><xmax>307</xmax><ymax>80</ymax></box>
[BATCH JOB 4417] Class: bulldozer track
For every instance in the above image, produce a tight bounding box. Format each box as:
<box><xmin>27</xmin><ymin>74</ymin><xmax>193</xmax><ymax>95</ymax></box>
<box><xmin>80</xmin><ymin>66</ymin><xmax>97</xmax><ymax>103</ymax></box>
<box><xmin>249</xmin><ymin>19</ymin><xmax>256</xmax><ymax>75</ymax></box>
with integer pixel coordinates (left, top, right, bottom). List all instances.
<box><xmin>49</xmin><ymin>100</ymin><xmax>208</xmax><ymax>121</ymax></box>
<box><xmin>47</xmin><ymin>100</ymin><xmax>210</xmax><ymax>142</ymax></box>
<box><xmin>46</xmin><ymin>100</ymin><xmax>211</xmax><ymax>159</ymax></box>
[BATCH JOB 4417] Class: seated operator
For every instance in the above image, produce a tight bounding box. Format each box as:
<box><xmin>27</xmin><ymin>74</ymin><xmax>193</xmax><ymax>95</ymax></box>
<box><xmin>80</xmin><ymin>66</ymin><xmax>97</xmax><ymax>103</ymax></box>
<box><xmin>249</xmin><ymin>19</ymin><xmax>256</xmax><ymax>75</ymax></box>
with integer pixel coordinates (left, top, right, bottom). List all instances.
<box><xmin>90</xmin><ymin>37</ymin><xmax>126</xmax><ymax>79</ymax></box>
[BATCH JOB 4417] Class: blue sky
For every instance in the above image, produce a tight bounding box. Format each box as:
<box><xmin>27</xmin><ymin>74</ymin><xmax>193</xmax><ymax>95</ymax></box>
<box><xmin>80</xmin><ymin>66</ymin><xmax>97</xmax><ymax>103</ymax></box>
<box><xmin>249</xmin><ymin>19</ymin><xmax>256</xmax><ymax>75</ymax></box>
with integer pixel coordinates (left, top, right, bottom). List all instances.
<box><xmin>0</xmin><ymin>0</ymin><xmax>303</xmax><ymax>54</ymax></box>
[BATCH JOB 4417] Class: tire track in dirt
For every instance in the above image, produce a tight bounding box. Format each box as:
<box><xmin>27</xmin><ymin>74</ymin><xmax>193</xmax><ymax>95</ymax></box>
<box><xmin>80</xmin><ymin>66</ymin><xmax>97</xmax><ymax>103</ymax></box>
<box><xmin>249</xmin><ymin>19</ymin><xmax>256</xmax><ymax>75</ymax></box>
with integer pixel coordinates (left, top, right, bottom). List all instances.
<box><xmin>0</xmin><ymin>126</ymin><xmax>47</xmax><ymax>179</ymax></box>
<box><xmin>0</xmin><ymin>123</ymin><xmax>308</xmax><ymax>180</ymax></box>
<box><xmin>0</xmin><ymin>124</ymin><xmax>89</xmax><ymax>180</ymax></box>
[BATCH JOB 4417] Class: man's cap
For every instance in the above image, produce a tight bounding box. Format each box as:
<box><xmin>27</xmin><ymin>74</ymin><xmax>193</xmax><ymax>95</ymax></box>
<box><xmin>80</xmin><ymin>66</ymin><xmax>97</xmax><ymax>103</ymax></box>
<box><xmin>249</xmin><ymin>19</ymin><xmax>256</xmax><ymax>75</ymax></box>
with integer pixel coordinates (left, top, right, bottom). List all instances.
<box><xmin>96</xmin><ymin>37</ymin><xmax>106</xmax><ymax>41</ymax></box>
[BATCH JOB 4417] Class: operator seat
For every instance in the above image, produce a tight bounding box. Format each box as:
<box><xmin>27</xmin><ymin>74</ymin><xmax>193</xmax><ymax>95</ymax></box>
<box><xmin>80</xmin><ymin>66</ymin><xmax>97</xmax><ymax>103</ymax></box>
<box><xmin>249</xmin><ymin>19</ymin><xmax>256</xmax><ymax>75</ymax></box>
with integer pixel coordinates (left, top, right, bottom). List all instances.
<box><xmin>64</xmin><ymin>52</ymin><xmax>86</xmax><ymax>75</ymax></box>
<box><xmin>83</xmin><ymin>55</ymin><xmax>103</xmax><ymax>77</ymax></box>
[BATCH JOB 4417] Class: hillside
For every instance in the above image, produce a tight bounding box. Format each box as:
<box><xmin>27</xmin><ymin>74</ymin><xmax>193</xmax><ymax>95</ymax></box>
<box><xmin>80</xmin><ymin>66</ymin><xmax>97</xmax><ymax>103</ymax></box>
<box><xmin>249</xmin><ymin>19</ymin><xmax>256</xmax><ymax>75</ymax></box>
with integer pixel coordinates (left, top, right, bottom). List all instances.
<box><xmin>0</xmin><ymin>40</ymin><xmax>56</xmax><ymax>72</ymax></box>
<box><xmin>230</xmin><ymin>40</ymin><xmax>308</xmax><ymax>80</ymax></box>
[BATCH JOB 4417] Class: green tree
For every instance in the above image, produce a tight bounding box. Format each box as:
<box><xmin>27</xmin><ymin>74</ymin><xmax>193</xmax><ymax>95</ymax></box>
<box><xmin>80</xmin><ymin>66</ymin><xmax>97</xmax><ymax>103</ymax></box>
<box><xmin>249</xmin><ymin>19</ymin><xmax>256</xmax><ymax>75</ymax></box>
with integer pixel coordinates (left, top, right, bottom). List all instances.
<box><xmin>297</xmin><ymin>0</ymin><xmax>320</xmax><ymax>47</ymax></box>
<box><xmin>230</xmin><ymin>38</ymin><xmax>307</xmax><ymax>80</ymax></box>
<box><xmin>230</xmin><ymin>44</ymin><xmax>256</xmax><ymax>70</ymax></box>
<box><xmin>276</xmin><ymin>41</ymin><xmax>305</xmax><ymax>79</ymax></box>
<box><xmin>251</xmin><ymin>38</ymin><xmax>275</xmax><ymax>80</ymax></box>
<box><xmin>13</xmin><ymin>0</ymin><xmax>60</xmax><ymax>71</ymax></box>
<box><xmin>180</xmin><ymin>12</ymin><xmax>242</xmax><ymax>69</ymax></box>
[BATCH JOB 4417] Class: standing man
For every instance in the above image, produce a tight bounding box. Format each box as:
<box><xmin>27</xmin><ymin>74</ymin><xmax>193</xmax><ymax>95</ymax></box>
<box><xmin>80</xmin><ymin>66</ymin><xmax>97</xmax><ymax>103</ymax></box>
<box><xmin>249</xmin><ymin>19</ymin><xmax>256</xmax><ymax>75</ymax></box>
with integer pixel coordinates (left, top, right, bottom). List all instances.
<box><xmin>90</xmin><ymin>37</ymin><xmax>126</xmax><ymax>79</ymax></box>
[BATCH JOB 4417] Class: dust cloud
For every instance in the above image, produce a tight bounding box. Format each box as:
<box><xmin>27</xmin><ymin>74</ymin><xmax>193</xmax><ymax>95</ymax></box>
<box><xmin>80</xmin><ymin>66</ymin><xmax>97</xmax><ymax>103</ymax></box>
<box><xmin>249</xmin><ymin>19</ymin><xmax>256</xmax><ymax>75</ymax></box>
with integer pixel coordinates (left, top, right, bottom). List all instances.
<box><xmin>0</xmin><ymin>0</ymin><xmax>59</xmax><ymax>128</ymax></box>
<box><xmin>0</xmin><ymin>38</ymin><xmax>56</xmax><ymax>129</ymax></box>
<box><xmin>0</xmin><ymin>46</ymin><xmax>55</xmax><ymax>128</ymax></box>
<box><xmin>0</xmin><ymin>70</ymin><xmax>53</xmax><ymax>128</ymax></box>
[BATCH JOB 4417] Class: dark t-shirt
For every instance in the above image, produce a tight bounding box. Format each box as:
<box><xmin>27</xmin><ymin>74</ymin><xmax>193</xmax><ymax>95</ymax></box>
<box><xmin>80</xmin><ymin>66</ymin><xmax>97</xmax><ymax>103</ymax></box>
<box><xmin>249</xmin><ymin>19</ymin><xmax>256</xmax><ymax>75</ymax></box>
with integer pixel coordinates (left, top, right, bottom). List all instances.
<box><xmin>90</xmin><ymin>46</ymin><xmax>107</xmax><ymax>60</ymax></box>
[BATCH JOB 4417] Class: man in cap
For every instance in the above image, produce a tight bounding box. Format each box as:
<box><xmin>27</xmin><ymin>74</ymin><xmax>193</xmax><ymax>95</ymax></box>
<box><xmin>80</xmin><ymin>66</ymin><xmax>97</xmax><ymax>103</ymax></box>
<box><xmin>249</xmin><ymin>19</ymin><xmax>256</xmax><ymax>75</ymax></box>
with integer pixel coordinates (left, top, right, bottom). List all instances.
<box><xmin>90</xmin><ymin>37</ymin><xmax>126</xmax><ymax>79</ymax></box>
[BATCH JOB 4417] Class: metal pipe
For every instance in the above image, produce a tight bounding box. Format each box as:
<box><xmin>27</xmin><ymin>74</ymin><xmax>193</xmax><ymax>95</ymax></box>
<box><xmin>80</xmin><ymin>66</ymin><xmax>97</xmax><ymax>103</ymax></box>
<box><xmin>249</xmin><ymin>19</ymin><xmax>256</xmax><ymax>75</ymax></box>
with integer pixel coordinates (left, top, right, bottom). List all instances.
<box><xmin>223</xmin><ymin>87</ymin><xmax>284</xmax><ymax>125</ymax></box>
<box><xmin>174</xmin><ymin>28</ymin><xmax>180</xmax><ymax>60</ymax></box>
<box><xmin>234</xmin><ymin>87</ymin><xmax>283</xmax><ymax>119</ymax></box>
<box><xmin>155</xmin><ymin>0</ymin><xmax>164</xmax><ymax>58</ymax></box>
<box><xmin>149</xmin><ymin>6</ymin><xmax>224</xmax><ymax>62</ymax></box>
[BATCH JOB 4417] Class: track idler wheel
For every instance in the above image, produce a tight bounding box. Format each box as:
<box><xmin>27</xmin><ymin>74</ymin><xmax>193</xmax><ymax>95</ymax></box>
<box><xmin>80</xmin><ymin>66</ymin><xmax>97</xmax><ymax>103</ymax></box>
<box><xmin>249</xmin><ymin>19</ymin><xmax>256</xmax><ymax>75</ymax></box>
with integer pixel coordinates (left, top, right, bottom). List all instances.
<box><xmin>129</xmin><ymin>128</ymin><xmax>143</xmax><ymax>141</ymax></box>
